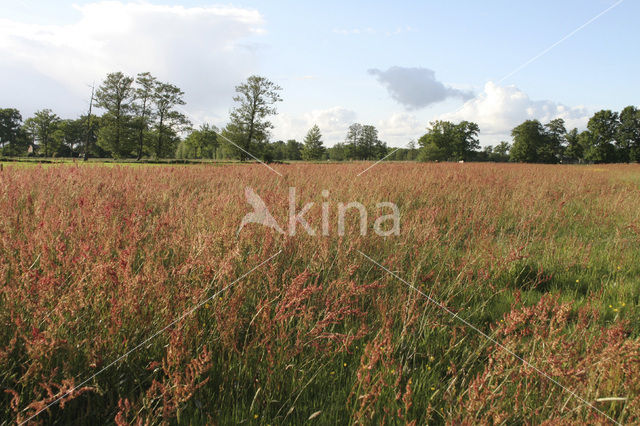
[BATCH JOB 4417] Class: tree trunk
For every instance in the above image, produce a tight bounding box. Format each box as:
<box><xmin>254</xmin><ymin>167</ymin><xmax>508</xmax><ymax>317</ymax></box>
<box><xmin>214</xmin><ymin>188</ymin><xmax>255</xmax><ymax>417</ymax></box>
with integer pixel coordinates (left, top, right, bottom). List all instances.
<box><xmin>243</xmin><ymin>97</ymin><xmax>258</xmax><ymax>161</ymax></box>
<box><xmin>137</xmin><ymin>99</ymin><xmax>147</xmax><ymax>161</ymax></box>
<box><xmin>157</xmin><ymin>113</ymin><xmax>164</xmax><ymax>159</ymax></box>
<box><xmin>115</xmin><ymin>109</ymin><xmax>121</xmax><ymax>157</ymax></box>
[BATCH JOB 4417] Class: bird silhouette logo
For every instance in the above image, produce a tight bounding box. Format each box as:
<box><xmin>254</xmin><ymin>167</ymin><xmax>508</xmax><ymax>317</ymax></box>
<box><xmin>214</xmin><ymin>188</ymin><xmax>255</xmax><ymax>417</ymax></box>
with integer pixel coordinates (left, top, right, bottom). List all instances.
<box><xmin>237</xmin><ymin>187</ymin><xmax>285</xmax><ymax>235</ymax></box>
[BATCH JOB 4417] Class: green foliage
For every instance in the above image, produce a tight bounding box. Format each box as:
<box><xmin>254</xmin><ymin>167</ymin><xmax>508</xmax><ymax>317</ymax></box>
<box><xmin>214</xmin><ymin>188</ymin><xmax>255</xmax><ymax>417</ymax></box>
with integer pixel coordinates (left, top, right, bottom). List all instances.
<box><xmin>387</xmin><ymin>140</ymin><xmax>420</xmax><ymax>161</ymax></box>
<box><xmin>508</xmin><ymin>108</ymin><xmax>640</xmax><ymax>164</ymax></box>
<box><xmin>55</xmin><ymin>118</ymin><xmax>86</xmax><ymax>157</ymax></box>
<box><xmin>286</xmin><ymin>139</ymin><xmax>303</xmax><ymax>160</ymax></box>
<box><xmin>219</xmin><ymin>121</ymin><xmax>247</xmax><ymax>160</ymax></box>
<box><xmin>95</xmin><ymin>72</ymin><xmax>135</xmax><ymax>158</ymax></box>
<box><xmin>328</xmin><ymin>142</ymin><xmax>347</xmax><ymax>161</ymax></box>
<box><xmin>152</xmin><ymin>82</ymin><xmax>189</xmax><ymax>158</ymax></box>
<box><xmin>302</xmin><ymin>124</ymin><xmax>325</xmax><ymax>160</ymax></box>
<box><xmin>474</xmin><ymin>141</ymin><xmax>511</xmax><ymax>162</ymax></box>
<box><xmin>563</xmin><ymin>128</ymin><xmax>583</xmax><ymax>162</ymax></box>
<box><xmin>23</xmin><ymin>109</ymin><xmax>62</xmax><ymax>157</ymax></box>
<box><xmin>618</xmin><ymin>106</ymin><xmax>640</xmax><ymax>162</ymax></box>
<box><xmin>509</xmin><ymin>119</ymin><xmax>561</xmax><ymax>163</ymax></box>
<box><xmin>583</xmin><ymin>110</ymin><xmax>619</xmax><ymax>163</ymax></box>
<box><xmin>418</xmin><ymin>120</ymin><xmax>479</xmax><ymax>161</ymax></box>
<box><xmin>343</xmin><ymin>123</ymin><xmax>388</xmax><ymax>160</ymax></box>
<box><xmin>4</xmin><ymin>71</ymin><xmax>639</xmax><ymax>166</ymax></box>
<box><xmin>133</xmin><ymin>72</ymin><xmax>158</xmax><ymax>160</ymax></box>
<box><xmin>91</xmin><ymin>71</ymin><xmax>189</xmax><ymax>159</ymax></box>
<box><xmin>0</xmin><ymin>108</ymin><xmax>26</xmax><ymax>156</ymax></box>
<box><xmin>227</xmin><ymin>75</ymin><xmax>282</xmax><ymax>160</ymax></box>
<box><xmin>176</xmin><ymin>124</ymin><xmax>219</xmax><ymax>159</ymax></box>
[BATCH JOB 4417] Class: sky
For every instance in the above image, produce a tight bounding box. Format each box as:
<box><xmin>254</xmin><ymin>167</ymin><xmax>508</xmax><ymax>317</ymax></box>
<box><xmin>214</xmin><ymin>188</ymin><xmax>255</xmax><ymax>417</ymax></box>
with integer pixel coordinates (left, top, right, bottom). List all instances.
<box><xmin>1</xmin><ymin>0</ymin><xmax>638</xmax><ymax>147</ymax></box>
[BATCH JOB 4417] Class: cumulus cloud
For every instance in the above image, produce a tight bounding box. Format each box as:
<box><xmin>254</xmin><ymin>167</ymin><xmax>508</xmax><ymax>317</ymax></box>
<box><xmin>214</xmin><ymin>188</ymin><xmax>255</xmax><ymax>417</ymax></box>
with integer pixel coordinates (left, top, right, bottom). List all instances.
<box><xmin>437</xmin><ymin>81</ymin><xmax>592</xmax><ymax>143</ymax></box>
<box><xmin>275</xmin><ymin>109</ymin><xmax>426</xmax><ymax>147</ymax></box>
<box><xmin>376</xmin><ymin>112</ymin><xmax>424</xmax><ymax>146</ymax></box>
<box><xmin>273</xmin><ymin>106</ymin><xmax>357</xmax><ymax>145</ymax></box>
<box><xmin>368</xmin><ymin>66</ymin><xmax>473</xmax><ymax>110</ymax></box>
<box><xmin>0</xmin><ymin>1</ymin><xmax>265</xmax><ymax>116</ymax></box>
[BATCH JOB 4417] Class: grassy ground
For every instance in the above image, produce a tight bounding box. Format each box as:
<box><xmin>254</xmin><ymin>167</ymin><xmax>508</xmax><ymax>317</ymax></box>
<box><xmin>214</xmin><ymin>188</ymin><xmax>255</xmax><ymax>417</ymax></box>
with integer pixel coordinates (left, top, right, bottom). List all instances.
<box><xmin>0</xmin><ymin>162</ymin><xmax>639</xmax><ymax>424</ymax></box>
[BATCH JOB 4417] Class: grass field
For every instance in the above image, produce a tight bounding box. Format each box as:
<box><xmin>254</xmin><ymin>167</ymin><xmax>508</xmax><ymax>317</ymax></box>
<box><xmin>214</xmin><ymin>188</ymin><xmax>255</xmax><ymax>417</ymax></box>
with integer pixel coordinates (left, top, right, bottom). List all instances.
<box><xmin>1</xmin><ymin>162</ymin><xmax>639</xmax><ymax>424</ymax></box>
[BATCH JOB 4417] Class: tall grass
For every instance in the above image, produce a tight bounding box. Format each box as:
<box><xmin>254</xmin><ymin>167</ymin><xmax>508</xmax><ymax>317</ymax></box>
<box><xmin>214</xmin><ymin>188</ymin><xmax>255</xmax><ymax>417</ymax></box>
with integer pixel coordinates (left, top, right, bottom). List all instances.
<box><xmin>0</xmin><ymin>162</ymin><xmax>639</xmax><ymax>424</ymax></box>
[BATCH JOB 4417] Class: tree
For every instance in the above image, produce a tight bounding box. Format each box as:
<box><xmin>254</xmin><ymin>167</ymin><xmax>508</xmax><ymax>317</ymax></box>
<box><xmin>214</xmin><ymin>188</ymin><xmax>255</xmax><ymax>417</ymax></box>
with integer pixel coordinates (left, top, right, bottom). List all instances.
<box><xmin>0</xmin><ymin>108</ymin><xmax>25</xmax><ymax>155</ymax></box>
<box><xmin>286</xmin><ymin>139</ymin><xmax>303</xmax><ymax>160</ymax></box>
<box><xmin>56</xmin><ymin>118</ymin><xmax>86</xmax><ymax>156</ymax></box>
<box><xmin>228</xmin><ymin>75</ymin><xmax>282</xmax><ymax>160</ymax></box>
<box><xmin>418</xmin><ymin>120</ymin><xmax>479</xmax><ymax>161</ymax></box>
<box><xmin>509</xmin><ymin>119</ymin><xmax>561</xmax><ymax>163</ymax></box>
<box><xmin>302</xmin><ymin>125</ymin><xmax>325</xmax><ymax>160</ymax></box>
<box><xmin>95</xmin><ymin>72</ymin><xmax>135</xmax><ymax>157</ymax></box>
<box><xmin>80</xmin><ymin>113</ymin><xmax>104</xmax><ymax>158</ymax></box>
<box><xmin>618</xmin><ymin>106</ymin><xmax>640</xmax><ymax>162</ymax></box>
<box><xmin>405</xmin><ymin>140</ymin><xmax>419</xmax><ymax>161</ymax></box>
<box><xmin>177</xmin><ymin>124</ymin><xmax>219</xmax><ymax>159</ymax></box>
<box><xmin>359</xmin><ymin>125</ymin><xmax>377</xmax><ymax>159</ymax></box>
<box><xmin>481</xmin><ymin>145</ymin><xmax>494</xmax><ymax>161</ymax></box>
<box><xmin>344</xmin><ymin>123</ymin><xmax>363</xmax><ymax>159</ymax></box>
<box><xmin>328</xmin><ymin>142</ymin><xmax>347</xmax><ymax>161</ymax></box>
<box><xmin>454</xmin><ymin>121</ymin><xmax>480</xmax><ymax>160</ymax></box>
<box><xmin>544</xmin><ymin>118</ymin><xmax>566</xmax><ymax>160</ymax></box>
<box><xmin>360</xmin><ymin>125</ymin><xmax>388</xmax><ymax>159</ymax></box>
<box><xmin>219</xmin><ymin>122</ymin><xmax>246</xmax><ymax>160</ymax></box>
<box><xmin>564</xmin><ymin>128</ymin><xmax>583</xmax><ymax>162</ymax></box>
<box><xmin>23</xmin><ymin>109</ymin><xmax>61</xmax><ymax>157</ymax></box>
<box><xmin>151</xmin><ymin>82</ymin><xmax>189</xmax><ymax>158</ymax></box>
<box><xmin>343</xmin><ymin>123</ymin><xmax>387</xmax><ymax>160</ymax></box>
<box><xmin>269</xmin><ymin>140</ymin><xmax>287</xmax><ymax>161</ymax></box>
<box><xmin>133</xmin><ymin>72</ymin><xmax>158</xmax><ymax>160</ymax></box>
<box><xmin>493</xmin><ymin>141</ymin><xmax>511</xmax><ymax>161</ymax></box>
<box><xmin>584</xmin><ymin>110</ymin><xmax>619</xmax><ymax>163</ymax></box>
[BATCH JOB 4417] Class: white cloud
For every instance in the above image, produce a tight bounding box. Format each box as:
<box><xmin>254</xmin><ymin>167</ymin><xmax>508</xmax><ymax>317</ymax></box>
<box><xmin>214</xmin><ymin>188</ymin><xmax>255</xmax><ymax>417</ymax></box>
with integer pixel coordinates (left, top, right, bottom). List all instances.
<box><xmin>0</xmin><ymin>1</ymin><xmax>265</xmax><ymax>116</ymax></box>
<box><xmin>377</xmin><ymin>112</ymin><xmax>424</xmax><ymax>146</ymax></box>
<box><xmin>275</xmin><ymin>109</ymin><xmax>425</xmax><ymax>148</ymax></box>
<box><xmin>368</xmin><ymin>66</ymin><xmax>473</xmax><ymax>110</ymax></box>
<box><xmin>437</xmin><ymin>81</ymin><xmax>592</xmax><ymax>144</ymax></box>
<box><xmin>273</xmin><ymin>106</ymin><xmax>357</xmax><ymax>145</ymax></box>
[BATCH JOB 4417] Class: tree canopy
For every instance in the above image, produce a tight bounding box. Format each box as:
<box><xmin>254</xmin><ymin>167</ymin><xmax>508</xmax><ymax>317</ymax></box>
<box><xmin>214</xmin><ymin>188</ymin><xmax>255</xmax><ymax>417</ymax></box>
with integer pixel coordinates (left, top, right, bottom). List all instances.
<box><xmin>2</xmin><ymin>71</ymin><xmax>639</xmax><ymax>164</ymax></box>
<box><xmin>417</xmin><ymin>120</ymin><xmax>479</xmax><ymax>161</ymax></box>
<box><xmin>302</xmin><ymin>125</ymin><xmax>325</xmax><ymax>161</ymax></box>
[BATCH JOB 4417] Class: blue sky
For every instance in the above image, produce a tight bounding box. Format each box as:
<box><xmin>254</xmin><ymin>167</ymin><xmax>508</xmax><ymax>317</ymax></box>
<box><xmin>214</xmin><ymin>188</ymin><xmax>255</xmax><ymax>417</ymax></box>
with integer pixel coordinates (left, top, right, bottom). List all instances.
<box><xmin>1</xmin><ymin>0</ymin><xmax>638</xmax><ymax>146</ymax></box>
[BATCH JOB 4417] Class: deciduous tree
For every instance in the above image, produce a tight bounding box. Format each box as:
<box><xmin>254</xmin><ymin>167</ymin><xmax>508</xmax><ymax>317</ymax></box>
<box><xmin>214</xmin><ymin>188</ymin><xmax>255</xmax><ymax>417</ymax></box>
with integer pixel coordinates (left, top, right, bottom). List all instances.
<box><xmin>133</xmin><ymin>72</ymin><xmax>158</xmax><ymax>160</ymax></box>
<box><xmin>95</xmin><ymin>72</ymin><xmax>135</xmax><ymax>157</ymax></box>
<box><xmin>584</xmin><ymin>110</ymin><xmax>619</xmax><ymax>163</ymax></box>
<box><xmin>0</xmin><ymin>108</ymin><xmax>25</xmax><ymax>155</ymax></box>
<box><xmin>152</xmin><ymin>82</ymin><xmax>189</xmax><ymax>158</ymax></box>
<box><xmin>23</xmin><ymin>109</ymin><xmax>61</xmax><ymax>157</ymax></box>
<box><xmin>227</xmin><ymin>76</ymin><xmax>282</xmax><ymax>160</ymax></box>
<box><xmin>618</xmin><ymin>106</ymin><xmax>640</xmax><ymax>162</ymax></box>
<box><xmin>418</xmin><ymin>120</ymin><xmax>479</xmax><ymax>161</ymax></box>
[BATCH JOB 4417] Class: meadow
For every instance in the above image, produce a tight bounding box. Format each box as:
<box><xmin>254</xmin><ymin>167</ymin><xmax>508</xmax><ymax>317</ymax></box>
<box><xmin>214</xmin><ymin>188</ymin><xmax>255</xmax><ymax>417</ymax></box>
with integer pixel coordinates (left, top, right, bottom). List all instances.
<box><xmin>1</xmin><ymin>162</ymin><xmax>639</xmax><ymax>424</ymax></box>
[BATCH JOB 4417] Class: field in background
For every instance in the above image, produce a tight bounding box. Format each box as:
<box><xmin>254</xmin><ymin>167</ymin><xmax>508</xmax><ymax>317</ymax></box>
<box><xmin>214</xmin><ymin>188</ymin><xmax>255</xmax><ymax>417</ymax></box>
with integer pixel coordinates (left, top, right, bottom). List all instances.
<box><xmin>1</xmin><ymin>162</ymin><xmax>639</xmax><ymax>424</ymax></box>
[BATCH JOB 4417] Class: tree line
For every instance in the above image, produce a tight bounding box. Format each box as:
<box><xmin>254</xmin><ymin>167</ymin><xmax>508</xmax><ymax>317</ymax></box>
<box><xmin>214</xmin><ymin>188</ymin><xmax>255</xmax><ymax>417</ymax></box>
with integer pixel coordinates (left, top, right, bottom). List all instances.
<box><xmin>508</xmin><ymin>108</ymin><xmax>640</xmax><ymax>163</ymax></box>
<box><xmin>1</xmin><ymin>72</ymin><xmax>638</xmax><ymax>163</ymax></box>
